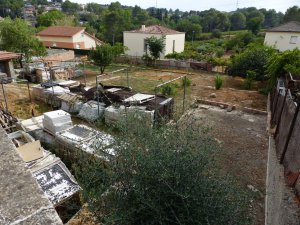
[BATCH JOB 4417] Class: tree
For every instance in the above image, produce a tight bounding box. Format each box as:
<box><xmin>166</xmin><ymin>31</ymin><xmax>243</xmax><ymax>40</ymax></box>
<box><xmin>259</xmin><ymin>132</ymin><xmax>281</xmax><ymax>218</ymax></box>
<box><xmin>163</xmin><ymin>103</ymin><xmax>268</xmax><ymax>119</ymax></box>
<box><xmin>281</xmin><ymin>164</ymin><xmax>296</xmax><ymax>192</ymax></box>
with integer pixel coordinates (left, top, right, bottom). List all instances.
<box><xmin>283</xmin><ymin>6</ymin><xmax>300</xmax><ymax>23</ymax></box>
<box><xmin>230</xmin><ymin>12</ymin><xmax>246</xmax><ymax>30</ymax></box>
<box><xmin>75</xmin><ymin>116</ymin><xmax>250</xmax><ymax>225</ymax></box>
<box><xmin>61</xmin><ymin>0</ymin><xmax>81</xmax><ymax>14</ymax></box>
<box><xmin>37</xmin><ymin>10</ymin><xmax>66</xmax><ymax>27</ymax></box>
<box><xmin>228</xmin><ymin>44</ymin><xmax>275</xmax><ymax>80</ymax></box>
<box><xmin>0</xmin><ymin>0</ymin><xmax>23</xmax><ymax>18</ymax></box>
<box><xmin>247</xmin><ymin>16</ymin><xmax>264</xmax><ymax>35</ymax></box>
<box><xmin>89</xmin><ymin>44</ymin><xmax>123</xmax><ymax>74</ymax></box>
<box><xmin>0</xmin><ymin>18</ymin><xmax>46</xmax><ymax>62</ymax></box>
<box><xmin>144</xmin><ymin>36</ymin><xmax>166</xmax><ymax>60</ymax></box>
<box><xmin>176</xmin><ymin>19</ymin><xmax>202</xmax><ymax>41</ymax></box>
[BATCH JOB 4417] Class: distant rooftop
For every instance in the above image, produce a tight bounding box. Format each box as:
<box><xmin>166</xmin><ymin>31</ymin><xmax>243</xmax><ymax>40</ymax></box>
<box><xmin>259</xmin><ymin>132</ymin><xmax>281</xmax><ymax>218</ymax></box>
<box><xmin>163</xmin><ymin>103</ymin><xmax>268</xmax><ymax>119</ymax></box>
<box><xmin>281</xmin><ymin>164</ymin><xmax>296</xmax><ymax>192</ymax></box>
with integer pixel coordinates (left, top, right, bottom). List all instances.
<box><xmin>125</xmin><ymin>25</ymin><xmax>184</xmax><ymax>34</ymax></box>
<box><xmin>37</xmin><ymin>26</ymin><xmax>85</xmax><ymax>37</ymax></box>
<box><xmin>267</xmin><ymin>21</ymin><xmax>300</xmax><ymax>33</ymax></box>
<box><xmin>0</xmin><ymin>127</ymin><xmax>62</xmax><ymax>225</ymax></box>
<box><xmin>0</xmin><ymin>51</ymin><xmax>20</xmax><ymax>61</ymax></box>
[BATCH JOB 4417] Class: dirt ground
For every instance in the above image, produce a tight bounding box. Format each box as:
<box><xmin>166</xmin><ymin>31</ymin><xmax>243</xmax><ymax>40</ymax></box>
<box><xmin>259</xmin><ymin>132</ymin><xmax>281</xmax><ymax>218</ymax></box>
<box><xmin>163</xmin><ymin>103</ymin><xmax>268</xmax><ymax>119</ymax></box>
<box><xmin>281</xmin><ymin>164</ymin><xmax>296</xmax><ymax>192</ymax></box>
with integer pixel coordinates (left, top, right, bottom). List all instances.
<box><xmin>0</xmin><ymin>67</ymin><xmax>267</xmax><ymax>119</ymax></box>
<box><xmin>0</xmin><ymin>83</ymin><xmax>51</xmax><ymax>119</ymax></box>
<box><xmin>1</xmin><ymin>67</ymin><xmax>268</xmax><ymax>224</ymax></box>
<box><xmin>76</xmin><ymin>68</ymin><xmax>267</xmax><ymax>111</ymax></box>
<box><xmin>186</xmin><ymin>104</ymin><xmax>268</xmax><ymax>225</ymax></box>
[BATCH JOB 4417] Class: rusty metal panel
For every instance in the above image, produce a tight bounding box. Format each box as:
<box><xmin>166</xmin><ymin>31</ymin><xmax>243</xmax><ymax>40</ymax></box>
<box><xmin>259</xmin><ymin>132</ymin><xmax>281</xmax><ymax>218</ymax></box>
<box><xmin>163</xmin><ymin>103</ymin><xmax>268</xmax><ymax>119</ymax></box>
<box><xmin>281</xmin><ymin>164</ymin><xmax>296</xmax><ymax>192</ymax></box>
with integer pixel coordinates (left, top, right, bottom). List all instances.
<box><xmin>283</xmin><ymin>106</ymin><xmax>300</xmax><ymax>172</ymax></box>
<box><xmin>275</xmin><ymin>95</ymin><xmax>296</xmax><ymax>158</ymax></box>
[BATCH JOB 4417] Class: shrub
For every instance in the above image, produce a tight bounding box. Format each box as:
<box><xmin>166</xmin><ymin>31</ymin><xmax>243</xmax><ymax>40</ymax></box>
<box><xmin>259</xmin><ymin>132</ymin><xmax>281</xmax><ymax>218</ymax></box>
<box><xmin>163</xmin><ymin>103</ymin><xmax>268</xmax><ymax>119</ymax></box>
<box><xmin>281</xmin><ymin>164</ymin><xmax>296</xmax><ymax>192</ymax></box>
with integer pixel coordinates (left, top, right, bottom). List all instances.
<box><xmin>227</xmin><ymin>44</ymin><xmax>275</xmax><ymax>80</ymax></box>
<box><xmin>215</xmin><ymin>75</ymin><xmax>223</xmax><ymax>90</ymax></box>
<box><xmin>216</xmin><ymin>48</ymin><xmax>225</xmax><ymax>57</ymax></box>
<box><xmin>75</xmin><ymin>117</ymin><xmax>250</xmax><ymax>225</ymax></box>
<box><xmin>243</xmin><ymin>70</ymin><xmax>257</xmax><ymax>90</ymax></box>
<box><xmin>267</xmin><ymin>49</ymin><xmax>300</xmax><ymax>90</ymax></box>
<box><xmin>181</xmin><ymin>77</ymin><xmax>192</xmax><ymax>87</ymax></box>
<box><xmin>160</xmin><ymin>83</ymin><xmax>177</xmax><ymax>96</ymax></box>
<box><xmin>211</xmin><ymin>29</ymin><xmax>222</xmax><ymax>38</ymax></box>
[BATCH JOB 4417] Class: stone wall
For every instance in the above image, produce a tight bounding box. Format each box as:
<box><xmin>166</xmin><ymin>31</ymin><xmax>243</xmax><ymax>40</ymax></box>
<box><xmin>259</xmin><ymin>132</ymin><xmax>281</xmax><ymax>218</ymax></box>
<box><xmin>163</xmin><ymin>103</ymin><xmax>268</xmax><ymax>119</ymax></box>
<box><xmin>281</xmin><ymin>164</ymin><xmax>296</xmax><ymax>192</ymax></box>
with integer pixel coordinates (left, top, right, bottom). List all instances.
<box><xmin>0</xmin><ymin>127</ymin><xmax>62</xmax><ymax>225</ymax></box>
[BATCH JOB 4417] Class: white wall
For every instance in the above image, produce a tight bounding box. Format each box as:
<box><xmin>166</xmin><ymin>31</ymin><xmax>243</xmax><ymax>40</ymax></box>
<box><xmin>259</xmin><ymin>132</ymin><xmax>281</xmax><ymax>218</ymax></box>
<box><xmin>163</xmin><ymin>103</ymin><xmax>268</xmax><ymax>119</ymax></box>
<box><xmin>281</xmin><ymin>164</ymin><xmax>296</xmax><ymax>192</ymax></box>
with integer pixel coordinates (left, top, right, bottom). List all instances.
<box><xmin>264</xmin><ymin>32</ymin><xmax>300</xmax><ymax>52</ymax></box>
<box><xmin>165</xmin><ymin>34</ymin><xmax>185</xmax><ymax>56</ymax></box>
<box><xmin>73</xmin><ymin>32</ymin><xmax>99</xmax><ymax>49</ymax></box>
<box><xmin>124</xmin><ymin>32</ymin><xmax>185</xmax><ymax>58</ymax></box>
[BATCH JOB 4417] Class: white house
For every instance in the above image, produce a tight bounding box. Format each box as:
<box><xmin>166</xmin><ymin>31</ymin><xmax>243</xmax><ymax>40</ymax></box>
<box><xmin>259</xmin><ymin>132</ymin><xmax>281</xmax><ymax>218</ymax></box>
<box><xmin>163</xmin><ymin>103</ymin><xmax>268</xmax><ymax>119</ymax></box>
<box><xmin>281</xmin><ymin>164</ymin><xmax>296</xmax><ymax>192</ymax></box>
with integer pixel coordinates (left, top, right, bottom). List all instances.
<box><xmin>123</xmin><ymin>25</ymin><xmax>185</xmax><ymax>58</ymax></box>
<box><xmin>264</xmin><ymin>21</ymin><xmax>300</xmax><ymax>52</ymax></box>
<box><xmin>37</xmin><ymin>26</ymin><xmax>103</xmax><ymax>50</ymax></box>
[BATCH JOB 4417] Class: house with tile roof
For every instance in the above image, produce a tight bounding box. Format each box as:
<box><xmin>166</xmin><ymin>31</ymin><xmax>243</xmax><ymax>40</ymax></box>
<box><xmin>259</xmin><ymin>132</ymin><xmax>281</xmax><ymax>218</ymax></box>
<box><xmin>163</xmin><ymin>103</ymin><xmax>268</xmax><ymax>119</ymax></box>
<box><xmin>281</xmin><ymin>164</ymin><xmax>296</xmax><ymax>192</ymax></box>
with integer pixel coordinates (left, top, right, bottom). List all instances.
<box><xmin>264</xmin><ymin>21</ymin><xmax>300</xmax><ymax>51</ymax></box>
<box><xmin>37</xmin><ymin>26</ymin><xmax>103</xmax><ymax>50</ymax></box>
<box><xmin>123</xmin><ymin>25</ymin><xmax>185</xmax><ymax>58</ymax></box>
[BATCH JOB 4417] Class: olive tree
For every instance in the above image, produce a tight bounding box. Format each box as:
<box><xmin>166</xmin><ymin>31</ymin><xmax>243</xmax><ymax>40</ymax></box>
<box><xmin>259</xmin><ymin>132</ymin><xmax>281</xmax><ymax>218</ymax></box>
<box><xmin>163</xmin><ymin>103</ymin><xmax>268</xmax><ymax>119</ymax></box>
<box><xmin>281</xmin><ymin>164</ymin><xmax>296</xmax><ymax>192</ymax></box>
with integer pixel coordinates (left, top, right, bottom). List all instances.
<box><xmin>75</xmin><ymin>115</ymin><xmax>251</xmax><ymax>225</ymax></box>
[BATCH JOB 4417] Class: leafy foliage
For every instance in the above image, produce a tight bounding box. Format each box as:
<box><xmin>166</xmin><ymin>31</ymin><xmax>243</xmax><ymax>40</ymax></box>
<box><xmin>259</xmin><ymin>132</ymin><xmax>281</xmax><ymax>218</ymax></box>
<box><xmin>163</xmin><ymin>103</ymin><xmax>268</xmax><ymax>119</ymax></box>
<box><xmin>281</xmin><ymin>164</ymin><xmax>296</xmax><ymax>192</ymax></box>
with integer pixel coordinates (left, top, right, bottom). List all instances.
<box><xmin>266</xmin><ymin>49</ymin><xmax>300</xmax><ymax>89</ymax></box>
<box><xmin>37</xmin><ymin>10</ymin><xmax>72</xmax><ymax>27</ymax></box>
<box><xmin>89</xmin><ymin>44</ymin><xmax>123</xmax><ymax>74</ymax></box>
<box><xmin>75</xmin><ymin>117</ymin><xmax>250</xmax><ymax>225</ymax></box>
<box><xmin>0</xmin><ymin>18</ymin><xmax>46</xmax><ymax>61</ymax></box>
<box><xmin>160</xmin><ymin>83</ymin><xmax>177</xmax><ymax>96</ymax></box>
<box><xmin>243</xmin><ymin>70</ymin><xmax>257</xmax><ymax>90</ymax></box>
<box><xmin>144</xmin><ymin>36</ymin><xmax>166</xmax><ymax>60</ymax></box>
<box><xmin>181</xmin><ymin>77</ymin><xmax>192</xmax><ymax>87</ymax></box>
<box><xmin>227</xmin><ymin>44</ymin><xmax>275</xmax><ymax>80</ymax></box>
<box><xmin>0</xmin><ymin>0</ymin><xmax>23</xmax><ymax>18</ymax></box>
<box><xmin>215</xmin><ymin>75</ymin><xmax>224</xmax><ymax>89</ymax></box>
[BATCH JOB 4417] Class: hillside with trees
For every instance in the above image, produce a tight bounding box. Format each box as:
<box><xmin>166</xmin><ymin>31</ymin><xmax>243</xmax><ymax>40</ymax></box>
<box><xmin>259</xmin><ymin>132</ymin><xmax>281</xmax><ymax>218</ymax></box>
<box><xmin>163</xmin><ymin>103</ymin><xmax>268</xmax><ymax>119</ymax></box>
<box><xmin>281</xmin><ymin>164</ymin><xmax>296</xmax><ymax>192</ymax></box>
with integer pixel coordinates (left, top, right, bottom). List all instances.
<box><xmin>2</xmin><ymin>0</ymin><xmax>300</xmax><ymax>44</ymax></box>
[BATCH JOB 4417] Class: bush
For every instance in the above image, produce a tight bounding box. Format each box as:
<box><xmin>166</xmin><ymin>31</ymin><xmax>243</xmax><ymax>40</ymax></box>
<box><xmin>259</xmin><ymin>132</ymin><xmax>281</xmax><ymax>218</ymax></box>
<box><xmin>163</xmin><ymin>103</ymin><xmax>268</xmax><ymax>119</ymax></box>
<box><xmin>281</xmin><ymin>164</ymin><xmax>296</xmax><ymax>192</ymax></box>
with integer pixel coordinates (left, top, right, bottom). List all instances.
<box><xmin>227</xmin><ymin>44</ymin><xmax>275</xmax><ymax>80</ymax></box>
<box><xmin>215</xmin><ymin>75</ymin><xmax>223</xmax><ymax>90</ymax></box>
<box><xmin>160</xmin><ymin>83</ymin><xmax>177</xmax><ymax>96</ymax></box>
<box><xmin>181</xmin><ymin>77</ymin><xmax>192</xmax><ymax>87</ymax></box>
<box><xmin>267</xmin><ymin>49</ymin><xmax>300</xmax><ymax>90</ymax></box>
<box><xmin>225</xmin><ymin>31</ymin><xmax>255</xmax><ymax>51</ymax></box>
<box><xmin>243</xmin><ymin>70</ymin><xmax>257</xmax><ymax>90</ymax></box>
<box><xmin>211</xmin><ymin>29</ymin><xmax>222</xmax><ymax>38</ymax></box>
<box><xmin>75</xmin><ymin>117</ymin><xmax>250</xmax><ymax>225</ymax></box>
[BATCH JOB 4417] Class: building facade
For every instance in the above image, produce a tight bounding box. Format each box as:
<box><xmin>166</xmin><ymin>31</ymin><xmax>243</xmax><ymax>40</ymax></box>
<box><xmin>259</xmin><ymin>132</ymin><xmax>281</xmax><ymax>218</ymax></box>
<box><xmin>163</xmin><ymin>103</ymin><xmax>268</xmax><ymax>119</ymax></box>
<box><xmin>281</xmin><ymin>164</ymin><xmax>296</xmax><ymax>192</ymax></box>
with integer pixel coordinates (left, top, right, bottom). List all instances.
<box><xmin>37</xmin><ymin>26</ymin><xmax>103</xmax><ymax>50</ymax></box>
<box><xmin>264</xmin><ymin>21</ymin><xmax>300</xmax><ymax>52</ymax></box>
<box><xmin>123</xmin><ymin>25</ymin><xmax>185</xmax><ymax>58</ymax></box>
<box><xmin>0</xmin><ymin>51</ymin><xmax>20</xmax><ymax>78</ymax></box>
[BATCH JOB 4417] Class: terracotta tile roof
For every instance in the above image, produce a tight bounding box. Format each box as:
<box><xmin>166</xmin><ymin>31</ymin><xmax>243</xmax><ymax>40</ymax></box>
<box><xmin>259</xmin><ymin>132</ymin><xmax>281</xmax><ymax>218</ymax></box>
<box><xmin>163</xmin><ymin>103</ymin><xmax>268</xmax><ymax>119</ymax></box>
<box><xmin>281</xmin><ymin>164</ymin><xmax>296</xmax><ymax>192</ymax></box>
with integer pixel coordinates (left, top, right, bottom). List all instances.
<box><xmin>0</xmin><ymin>51</ymin><xmax>20</xmax><ymax>61</ymax></box>
<box><xmin>125</xmin><ymin>25</ymin><xmax>184</xmax><ymax>35</ymax></box>
<box><xmin>267</xmin><ymin>21</ymin><xmax>300</xmax><ymax>33</ymax></box>
<box><xmin>37</xmin><ymin>26</ymin><xmax>85</xmax><ymax>37</ymax></box>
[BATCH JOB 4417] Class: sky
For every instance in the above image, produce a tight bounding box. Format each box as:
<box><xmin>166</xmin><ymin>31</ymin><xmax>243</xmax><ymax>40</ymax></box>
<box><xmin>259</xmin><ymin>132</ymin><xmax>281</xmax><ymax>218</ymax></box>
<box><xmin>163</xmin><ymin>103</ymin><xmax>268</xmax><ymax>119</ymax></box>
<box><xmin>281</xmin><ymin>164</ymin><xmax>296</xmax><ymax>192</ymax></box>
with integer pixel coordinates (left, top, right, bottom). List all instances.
<box><xmin>72</xmin><ymin>0</ymin><xmax>300</xmax><ymax>13</ymax></box>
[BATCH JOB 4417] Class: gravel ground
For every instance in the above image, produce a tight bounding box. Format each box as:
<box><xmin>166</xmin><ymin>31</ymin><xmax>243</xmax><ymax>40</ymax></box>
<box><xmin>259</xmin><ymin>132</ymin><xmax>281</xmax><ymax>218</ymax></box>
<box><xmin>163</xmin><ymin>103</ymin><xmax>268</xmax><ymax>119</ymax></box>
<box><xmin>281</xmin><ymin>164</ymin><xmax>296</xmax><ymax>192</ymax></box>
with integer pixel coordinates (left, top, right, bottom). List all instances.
<box><xmin>186</xmin><ymin>104</ymin><xmax>268</xmax><ymax>225</ymax></box>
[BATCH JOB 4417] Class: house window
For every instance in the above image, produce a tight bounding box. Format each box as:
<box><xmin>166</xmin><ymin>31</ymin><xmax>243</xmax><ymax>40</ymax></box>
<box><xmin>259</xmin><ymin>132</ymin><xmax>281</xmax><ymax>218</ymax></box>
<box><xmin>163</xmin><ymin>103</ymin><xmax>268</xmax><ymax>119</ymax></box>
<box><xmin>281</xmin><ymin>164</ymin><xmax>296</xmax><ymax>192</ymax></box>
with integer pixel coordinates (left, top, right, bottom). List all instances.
<box><xmin>172</xmin><ymin>40</ymin><xmax>176</xmax><ymax>53</ymax></box>
<box><xmin>76</xmin><ymin>44</ymin><xmax>81</xmax><ymax>49</ymax></box>
<box><xmin>81</xmin><ymin>32</ymin><xmax>84</xmax><ymax>38</ymax></box>
<box><xmin>290</xmin><ymin>36</ymin><xmax>298</xmax><ymax>44</ymax></box>
<box><xmin>52</xmin><ymin>42</ymin><xmax>56</xmax><ymax>47</ymax></box>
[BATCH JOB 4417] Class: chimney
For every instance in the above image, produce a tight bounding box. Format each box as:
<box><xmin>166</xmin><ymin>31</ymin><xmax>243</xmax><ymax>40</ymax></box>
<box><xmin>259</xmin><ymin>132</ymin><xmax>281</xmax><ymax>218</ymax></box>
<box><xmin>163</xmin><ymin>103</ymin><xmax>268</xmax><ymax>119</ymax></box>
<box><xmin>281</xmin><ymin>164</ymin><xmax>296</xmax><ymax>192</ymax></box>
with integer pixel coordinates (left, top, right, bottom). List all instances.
<box><xmin>141</xmin><ymin>25</ymin><xmax>146</xmax><ymax>31</ymax></box>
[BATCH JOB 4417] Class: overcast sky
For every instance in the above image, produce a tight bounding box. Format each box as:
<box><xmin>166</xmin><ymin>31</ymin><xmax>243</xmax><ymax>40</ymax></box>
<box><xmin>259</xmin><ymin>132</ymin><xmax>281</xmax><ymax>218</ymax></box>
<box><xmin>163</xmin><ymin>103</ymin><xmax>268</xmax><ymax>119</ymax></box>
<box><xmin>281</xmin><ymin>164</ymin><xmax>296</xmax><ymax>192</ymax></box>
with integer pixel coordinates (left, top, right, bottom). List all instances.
<box><xmin>72</xmin><ymin>0</ymin><xmax>300</xmax><ymax>13</ymax></box>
